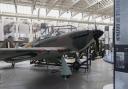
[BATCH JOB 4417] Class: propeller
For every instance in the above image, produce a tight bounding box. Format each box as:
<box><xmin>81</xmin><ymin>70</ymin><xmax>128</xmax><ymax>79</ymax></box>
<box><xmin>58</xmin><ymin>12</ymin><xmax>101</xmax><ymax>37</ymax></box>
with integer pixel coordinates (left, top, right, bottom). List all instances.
<box><xmin>94</xmin><ymin>24</ymin><xmax>99</xmax><ymax>52</ymax></box>
<box><xmin>95</xmin><ymin>38</ymin><xmax>99</xmax><ymax>52</ymax></box>
<box><xmin>93</xmin><ymin>30</ymin><xmax>103</xmax><ymax>52</ymax></box>
<box><xmin>94</xmin><ymin>35</ymin><xmax>99</xmax><ymax>52</ymax></box>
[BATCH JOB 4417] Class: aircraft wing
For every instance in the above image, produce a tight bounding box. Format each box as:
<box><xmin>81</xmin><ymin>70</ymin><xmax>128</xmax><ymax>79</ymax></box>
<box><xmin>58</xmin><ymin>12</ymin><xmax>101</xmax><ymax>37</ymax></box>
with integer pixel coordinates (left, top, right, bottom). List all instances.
<box><xmin>0</xmin><ymin>47</ymin><xmax>69</xmax><ymax>60</ymax></box>
<box><xmin>0</xmin><ymin>47</ymin><xmax>67</xmax><ymax>51</ymax></box>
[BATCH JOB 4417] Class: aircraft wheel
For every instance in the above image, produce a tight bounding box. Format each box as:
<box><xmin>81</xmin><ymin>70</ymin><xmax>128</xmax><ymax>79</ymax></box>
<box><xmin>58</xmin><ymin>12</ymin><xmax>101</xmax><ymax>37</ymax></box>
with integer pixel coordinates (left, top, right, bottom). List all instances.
<box><xmin>72</xmin><ymin>61</ymin><xmax>80</xmax><ymax>71</ymax></box>
<box><xmin>11</xmin><ymin>61</ymin><xmax>15</xmax><ymax>68</ymax></box>
<box><xmin>30</xmin><ymin>60</ymin><xmax>33</xmax><ymax>64</ymax></box>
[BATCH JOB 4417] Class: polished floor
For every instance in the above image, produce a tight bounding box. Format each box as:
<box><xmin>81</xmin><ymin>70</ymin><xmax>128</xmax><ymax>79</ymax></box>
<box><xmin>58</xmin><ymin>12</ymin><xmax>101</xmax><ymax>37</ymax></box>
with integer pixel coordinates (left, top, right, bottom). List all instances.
<box><xmin>0</xmin><ymin>59</ymin><xmax>113</xmax><ymax>89</ymax></box>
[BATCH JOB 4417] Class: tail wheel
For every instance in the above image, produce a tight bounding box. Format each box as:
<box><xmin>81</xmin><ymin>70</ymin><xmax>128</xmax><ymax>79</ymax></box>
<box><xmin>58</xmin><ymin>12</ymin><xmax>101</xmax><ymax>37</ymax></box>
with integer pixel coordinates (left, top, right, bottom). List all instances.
<box><xmin>72</xmin><ymin>61</ymin><xmax>80</xmax><ymax>71</ymax></box>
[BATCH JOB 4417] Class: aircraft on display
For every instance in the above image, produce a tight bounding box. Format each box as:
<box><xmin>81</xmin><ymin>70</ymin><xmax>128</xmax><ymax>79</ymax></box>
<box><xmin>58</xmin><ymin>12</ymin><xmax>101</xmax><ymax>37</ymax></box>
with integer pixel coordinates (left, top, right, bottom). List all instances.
<box><xmin>0</xmin><ymin>29</ymin><xmax>103</xmax><ymax>78</ymax></box>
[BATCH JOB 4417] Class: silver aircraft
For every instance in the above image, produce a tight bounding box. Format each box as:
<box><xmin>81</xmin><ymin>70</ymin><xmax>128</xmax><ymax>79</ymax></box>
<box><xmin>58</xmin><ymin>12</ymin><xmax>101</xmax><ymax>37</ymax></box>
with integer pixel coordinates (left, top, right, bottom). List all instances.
<box><xmin>0</xmin><ymin>29</ymin><xmax>103</xmax><ymax>78</ymax></box>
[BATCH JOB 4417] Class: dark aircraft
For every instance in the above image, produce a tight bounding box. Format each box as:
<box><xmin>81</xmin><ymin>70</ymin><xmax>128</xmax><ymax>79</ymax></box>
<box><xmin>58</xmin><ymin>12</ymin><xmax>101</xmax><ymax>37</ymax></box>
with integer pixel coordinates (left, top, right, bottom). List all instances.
<box><xmin>0</xmin><ymin>29</ymin><xmax>103</xmax><ymax>78</ymax></box>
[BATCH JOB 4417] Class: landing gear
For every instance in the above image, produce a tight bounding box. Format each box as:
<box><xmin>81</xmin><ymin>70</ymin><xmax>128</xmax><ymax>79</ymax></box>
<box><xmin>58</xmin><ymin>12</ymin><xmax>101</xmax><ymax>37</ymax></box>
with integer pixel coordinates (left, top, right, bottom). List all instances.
<box><xmin>11</xmin><ymin>61</ymin><xmax>15</xmax><ymax>68</ymax></box>
<box><xmin>72</xmin><ymin>52</ymin><xmax>81</xmax><ymax>71</ymax></box>
<box><xmin>30</xmin><ymin>60</ymin><xmax>36</xmax><ymax>64</ymax></box>
<box><xmin>72</xmin><ymin>61</ymin><xmax>80</xmax><ymax>71</ymax></box>
<box><xmin>30</xmin><ymin>60</ymin><xmax>42</xmax><ymax>64</ymax></box>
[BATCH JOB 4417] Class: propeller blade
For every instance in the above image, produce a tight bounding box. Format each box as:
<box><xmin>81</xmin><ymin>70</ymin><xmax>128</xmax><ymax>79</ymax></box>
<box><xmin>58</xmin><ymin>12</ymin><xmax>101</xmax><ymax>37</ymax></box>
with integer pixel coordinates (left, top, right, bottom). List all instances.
<box><xmin>93</xmin><ymin>30</ymin><xmax>103</xmax><ymax>52</ymax></box>
<box><xmin>95</xmin><ymin>38</ymin><xmax>99</xmax><ymax>52</ymax></box>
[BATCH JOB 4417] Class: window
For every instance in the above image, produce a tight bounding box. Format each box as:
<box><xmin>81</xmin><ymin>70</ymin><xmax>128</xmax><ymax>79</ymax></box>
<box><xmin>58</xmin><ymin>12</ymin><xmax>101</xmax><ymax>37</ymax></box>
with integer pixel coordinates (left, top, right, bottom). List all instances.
<box><xmin>0</xmin><ymin>3</ymin><xmax>15</xmax><ymax>13</ymax></box>
<box><xmin>47</xmin><ymin>10</ymin><xmax>59</xmax><ymax>17</ymax></box>
<box><xmin>17</xmin><ymin>5</ymin><xmax>31</xmax><ymax>14</ymax></box>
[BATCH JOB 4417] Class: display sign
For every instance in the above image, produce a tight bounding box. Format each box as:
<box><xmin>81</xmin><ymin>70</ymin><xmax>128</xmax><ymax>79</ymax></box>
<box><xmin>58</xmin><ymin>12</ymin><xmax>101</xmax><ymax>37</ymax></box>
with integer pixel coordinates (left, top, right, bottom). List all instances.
<box><xmin>114</xmin><ymin>0</ymin><xmax>128</xmax><ymax>89</ymax></box>
<box><xmin>115</xmin><ymin>0</ymin><xmax>128</xmax><ymax>72</ymax></box>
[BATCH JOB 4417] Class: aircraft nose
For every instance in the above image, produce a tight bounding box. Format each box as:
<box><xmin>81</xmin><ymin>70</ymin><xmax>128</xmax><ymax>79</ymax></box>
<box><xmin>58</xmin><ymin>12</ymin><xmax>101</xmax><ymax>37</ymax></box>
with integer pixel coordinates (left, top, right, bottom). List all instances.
<box><xmin>93</xmin><ymin>30</ymin><xmax>103</xmax><ymax>38</ymax></box>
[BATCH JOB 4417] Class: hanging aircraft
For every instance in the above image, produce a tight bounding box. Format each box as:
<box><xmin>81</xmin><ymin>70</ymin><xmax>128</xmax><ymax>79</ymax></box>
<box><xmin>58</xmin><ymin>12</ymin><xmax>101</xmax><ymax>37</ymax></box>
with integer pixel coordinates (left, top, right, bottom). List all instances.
<box><xmin>0</xmin><ymin>29</ymin><xmax>103</xmax><ymax>78</ymax></box>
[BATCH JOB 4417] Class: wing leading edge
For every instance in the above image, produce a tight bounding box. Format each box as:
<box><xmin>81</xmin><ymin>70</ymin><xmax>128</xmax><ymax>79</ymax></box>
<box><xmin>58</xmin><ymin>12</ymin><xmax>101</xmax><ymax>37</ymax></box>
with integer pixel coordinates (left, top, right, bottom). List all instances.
<box><xmin>0</xmin><ymin>47</ymin><xmax>69</xmax><ymax>60</ymax></box>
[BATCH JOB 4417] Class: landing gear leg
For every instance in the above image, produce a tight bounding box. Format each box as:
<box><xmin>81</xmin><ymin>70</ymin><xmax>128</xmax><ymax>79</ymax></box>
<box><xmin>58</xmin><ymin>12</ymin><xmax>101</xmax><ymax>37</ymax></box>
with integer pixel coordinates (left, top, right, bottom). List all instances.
<box><xmin>72</xmin><ymin>52</ymin><xmax>80</xmax><ymax>71</ymax></box>
<box><xmin>30</xmin><ymin>59</ymin><xmax>34</xmax><ymax>64</ymax></box>
<box><xmin>11</xmin><ymin>61</ymin><xmax>15</xmax><ymax>68</ymax></box>
<box><xmin>72</xmin><ymin>61</ymin><xmax>80</xmax><ymax>71</ymax></box>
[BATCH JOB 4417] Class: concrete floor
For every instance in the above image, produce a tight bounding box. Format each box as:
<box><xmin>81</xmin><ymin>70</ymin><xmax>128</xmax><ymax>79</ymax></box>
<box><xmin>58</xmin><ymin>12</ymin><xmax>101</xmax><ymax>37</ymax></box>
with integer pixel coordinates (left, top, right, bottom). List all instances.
<box><xmin>0</xmin><ymin>59</ymin><xmax>113</xmax><ymax>89</ymax></box>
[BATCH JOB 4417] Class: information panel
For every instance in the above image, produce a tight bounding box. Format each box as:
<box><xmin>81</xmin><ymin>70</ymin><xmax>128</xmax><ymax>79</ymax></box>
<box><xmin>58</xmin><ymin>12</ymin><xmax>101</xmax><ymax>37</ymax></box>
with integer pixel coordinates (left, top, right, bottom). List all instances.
<box><xmin>115</xmin><ymin>0</ymin><xmax>128</xmax><ymax>73</ymax></box>
<box><xmin>115</xmin><ymin>0</ymin><xmax>128</xmax><ymax>89</ymax></box>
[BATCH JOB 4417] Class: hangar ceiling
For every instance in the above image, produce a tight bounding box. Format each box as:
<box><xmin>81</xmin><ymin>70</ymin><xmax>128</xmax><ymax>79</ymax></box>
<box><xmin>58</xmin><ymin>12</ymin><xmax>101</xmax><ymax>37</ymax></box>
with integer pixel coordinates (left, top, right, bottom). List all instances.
<box><xmin>0</xmin><ymin>0</ymin><xmax>113</xmax><ymax>25</ymax></box>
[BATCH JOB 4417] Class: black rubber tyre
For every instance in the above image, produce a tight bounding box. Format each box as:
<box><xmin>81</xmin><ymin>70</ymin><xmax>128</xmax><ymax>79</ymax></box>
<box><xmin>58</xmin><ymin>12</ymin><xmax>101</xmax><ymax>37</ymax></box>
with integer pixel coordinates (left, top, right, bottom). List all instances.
<box><xmin>72</xmin><ymin>61</ymin><xmax>80</xmax><ymax>71</ymax></box>
<box><xmin>11</xmin><ymin>61</ymin><xmax>15</xmax><ymax>68</ymax></box>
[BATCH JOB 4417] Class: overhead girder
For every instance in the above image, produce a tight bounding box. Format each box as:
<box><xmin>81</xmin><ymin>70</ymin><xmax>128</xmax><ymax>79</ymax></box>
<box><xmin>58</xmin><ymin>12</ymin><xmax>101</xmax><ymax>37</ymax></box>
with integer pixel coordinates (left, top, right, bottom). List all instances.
<box><xmin>84</xmin><ymin>0</ymin><xmax>113</xmax><ymax>12</ymax></box>
<box><xmin>13</xmin><ymin>0</ymin><xmax>17</xmax><ymax>13</ymax></box>
<box><xmin>0</xmin><ymin>13</ymin><xmax>113</xmax><ymax>26</ymax></box>
<box><xmin>0</xmin><ymin>0</ymin><xmax>113</xmax><ymax>24</ymax></box>
<box><xmin>59</xmin><ymin>9</ymin><xmax>66</xmax><ymax>17</ymax></box>
<box><xmin>46</xmin><ymin>0</ymin><xmax>59</xmax><ymax>16</ymax></box>
<box><xmin>31</xmin><ymin>0</ymin><xmax>38</xmax><ymax>14</ymax></box>
<box><xmin>66</xmin><ymin>0</ymin><xmax>81</xmax><ymax>10</ymax></box>
<box><xmin>61</xmin><ymin>0</ymin><xmax>82</xmax><ymax>17</ymax></box>
<box><xmin>71</xmin><ymin>11</ymin><xmax>80</xmax><ymax>17</ymax></box>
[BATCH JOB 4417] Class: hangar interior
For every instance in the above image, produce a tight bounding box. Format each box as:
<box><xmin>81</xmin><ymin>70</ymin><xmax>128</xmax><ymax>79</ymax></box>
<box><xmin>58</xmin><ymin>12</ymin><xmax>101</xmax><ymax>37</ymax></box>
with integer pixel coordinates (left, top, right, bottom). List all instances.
<box><xmin>0</xmin><ymin>0</ymin><xmax>113</xmax><ymax>89</ymax></box>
